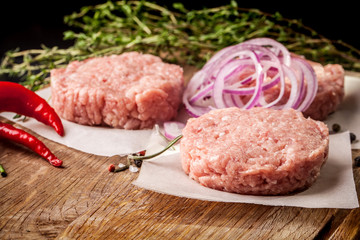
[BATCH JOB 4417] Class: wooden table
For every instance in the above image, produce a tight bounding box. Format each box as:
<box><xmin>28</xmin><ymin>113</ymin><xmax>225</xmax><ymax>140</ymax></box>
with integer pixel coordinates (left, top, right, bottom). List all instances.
<box><xmin>1</xmin><ymin>69</ymin><xmax>359</xmax><ymax>240</ymax></box>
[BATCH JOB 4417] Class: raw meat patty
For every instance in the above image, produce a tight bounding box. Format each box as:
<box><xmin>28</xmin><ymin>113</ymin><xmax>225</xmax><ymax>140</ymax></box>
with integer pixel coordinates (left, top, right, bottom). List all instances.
<box><xmin>180</xmin><ymin>107</ymin><xmax>329</xmax><ymax>195</ymax></box>
<box><xmin>263</xmin><ymin>60</ymin><xmax>344</xmax><ymax>121</ymax></box>
<box><xmin>50</xmin><ymin>52</ymin><xmax>184</xmax><ymax>129</ymax></box>
<box><xmin>303</xmin><ymin>62</ymin><xmax>344</xmax><ymax>120</ymax></box>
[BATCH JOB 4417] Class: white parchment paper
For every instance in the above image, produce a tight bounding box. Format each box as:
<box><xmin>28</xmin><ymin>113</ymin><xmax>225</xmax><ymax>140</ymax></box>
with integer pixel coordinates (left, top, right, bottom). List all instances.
<box><xmin>133</xmin><ymin>131</ymin><xmax>359</xmax><ymax>209</ymax></box>
<box><xmin>324</xmin><ymin>76</ymin><xmax>360</xmax><ymax>149</ymax></box>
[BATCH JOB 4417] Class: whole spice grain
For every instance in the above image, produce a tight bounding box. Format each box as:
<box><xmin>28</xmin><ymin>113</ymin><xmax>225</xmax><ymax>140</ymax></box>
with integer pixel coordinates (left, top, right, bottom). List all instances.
<box><xmin>108</xmin><ymin>164</ymin><xmax>116</xmax><ymax>172</ymax></box>
<box><xmin>332</xmin><ymin>123</ymin><xmax>341</xmax><ymax>133</ymax></box>
<box><xmin>350</xmin><ymin>132</ymin><xmax>357</xmax><ymax>143</ymax></box>
<box><xmin>355</xmin><ymin>156</ymin><xmax>360</xmax><ymax>167</ymax></box>
<box><xmin>134</xmin><ymin>159</ymin><xmax>143</xmax><ymax>168</ymax></box>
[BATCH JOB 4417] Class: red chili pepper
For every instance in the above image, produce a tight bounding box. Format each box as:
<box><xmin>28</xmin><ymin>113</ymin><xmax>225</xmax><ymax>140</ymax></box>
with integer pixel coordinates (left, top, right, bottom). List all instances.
<box><xmin>0</xmin><ymin>122</ymin><xmax>62</xmax><ymax>167</ymax></box>
<box><xmin>0</xmin><ymin>81</ymin><xmax>64</xmax><ymax>167</ymax></box>
<box><xmin>0</xmin><ymin>81</ymin><xmax>64</xmax><ymax>136</ymax></box>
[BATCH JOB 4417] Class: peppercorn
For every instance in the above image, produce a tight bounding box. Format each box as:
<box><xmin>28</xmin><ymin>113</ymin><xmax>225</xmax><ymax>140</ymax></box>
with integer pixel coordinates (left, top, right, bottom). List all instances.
<box><xmin>350</xmin><ymin>132</ymin><xmax>356</xmax><ymax>143</ymax></box>
<box><xmin>332</xmin><ymin>123</ymin><xmax>341</xmax><ymax>133</ymax></box>
<box><xmin>134</xmin><ymin>159</ymin><xmax>143</xmax><ymax>168</ymax></box>
<box><xmin>108</xmin><ymin>164</ymin><xmax>115</xmax><ymax>172</ymax></box>
<box><xmin>354</xmin><ymin>156</ymin><xmax>360</xmax><ymax>167</ymax></box>
<box><xmin>138</xmin><ymin>150</ymin><xmax>146</xmax><ymax>156</ymax></box>
<box><xmin>132</xmin><ymin>150</ymin><xmax>146</xmax><ymax>157</ymax></box>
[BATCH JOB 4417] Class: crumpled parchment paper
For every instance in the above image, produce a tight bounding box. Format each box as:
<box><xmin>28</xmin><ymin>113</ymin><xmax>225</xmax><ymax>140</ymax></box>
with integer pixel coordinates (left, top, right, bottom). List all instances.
<box><xmin>133</xmin><ymin>131</ymin><xmax>359</xmax><ymax>209</ymax></box>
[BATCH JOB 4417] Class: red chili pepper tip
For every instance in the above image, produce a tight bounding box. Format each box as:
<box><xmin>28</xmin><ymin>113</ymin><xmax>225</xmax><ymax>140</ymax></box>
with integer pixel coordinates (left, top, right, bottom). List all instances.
<box><xmin>108</xmin><ymin>164</ymin><xmax>115</xmax><ymax>172</ymax></box>
<box><xmin>50</xmin><ymin>159</ymin><xmax>63</xmax><ymax>167</ymax></box>
<box><xmin>0</xmin><ymin>122</ymin><xmax>63</xmax><ymax>168</ymax></box>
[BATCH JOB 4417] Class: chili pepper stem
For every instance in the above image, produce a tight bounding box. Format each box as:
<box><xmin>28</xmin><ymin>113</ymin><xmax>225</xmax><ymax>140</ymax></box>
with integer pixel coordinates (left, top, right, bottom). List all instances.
<box><xmin>128</xmin><ymin>135</ymin><xmax>183</xmax><ymax>161</ymax></box>
<box><xmin>0</xmin><ymin>164</ymin><xmax>7</xmax><ymax>177</ymax></box>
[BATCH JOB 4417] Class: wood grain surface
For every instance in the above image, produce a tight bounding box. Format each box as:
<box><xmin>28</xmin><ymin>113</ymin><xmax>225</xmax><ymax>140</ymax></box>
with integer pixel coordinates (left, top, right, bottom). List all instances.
<box><xmin>0</xmin><ymin>69</ymin><xmax>359</xmax><ymax>240</ymax></box>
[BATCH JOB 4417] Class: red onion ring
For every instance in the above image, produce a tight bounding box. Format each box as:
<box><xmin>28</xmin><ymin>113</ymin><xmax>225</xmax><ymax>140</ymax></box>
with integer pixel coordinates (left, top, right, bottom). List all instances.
<box><xmin>182</xmin><ymin>38</ymin><xmax>318</xmax><ymax>117</ymax></box>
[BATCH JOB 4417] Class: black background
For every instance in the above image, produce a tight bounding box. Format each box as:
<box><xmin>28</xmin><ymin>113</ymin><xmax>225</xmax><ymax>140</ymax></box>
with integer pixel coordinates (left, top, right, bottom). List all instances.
<box><xmin>1</xmin><ymin>0</ymin><xmax>359</xmax><ymax>58</ymax></box>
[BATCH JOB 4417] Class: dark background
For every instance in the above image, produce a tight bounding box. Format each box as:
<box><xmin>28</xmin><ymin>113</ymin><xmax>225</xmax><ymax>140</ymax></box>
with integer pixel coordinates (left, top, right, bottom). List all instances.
<box><xmin>1</xmin><ymin>0</ymin><xmax>359</xmax><ymax>59</ymax></box>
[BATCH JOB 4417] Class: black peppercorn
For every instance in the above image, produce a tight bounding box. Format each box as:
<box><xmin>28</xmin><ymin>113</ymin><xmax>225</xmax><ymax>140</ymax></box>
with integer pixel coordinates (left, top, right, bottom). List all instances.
<box><xmin>332</xmin><ymin>123</ymin><xmax>341</xmax><ymax>133</ymax></box>
<box><xmin>350</xmin><ymin>132</ymin><xmax>356</xmax><ymax>143</ymax></box>
<box><xmin>355</xmin><ymin>156</ymin><xmax>360</xmax><ymax>167</ymax></box>
<box><xmin>134</xmin><ymin>159</ymin><xmax>143</xmax><ymax>168</ymax></box>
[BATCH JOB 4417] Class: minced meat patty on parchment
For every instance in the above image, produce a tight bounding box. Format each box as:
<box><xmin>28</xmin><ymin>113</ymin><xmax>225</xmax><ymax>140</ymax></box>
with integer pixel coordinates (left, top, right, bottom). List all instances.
<box><xmin>180</xmin><ymin>107</ymin><xmax>329</xmax><ymax>195</ymax></box>
<box><xmin>50</xmin><ymin>52</ymin><xmax>184</xmax><ymax>130</ymax></box>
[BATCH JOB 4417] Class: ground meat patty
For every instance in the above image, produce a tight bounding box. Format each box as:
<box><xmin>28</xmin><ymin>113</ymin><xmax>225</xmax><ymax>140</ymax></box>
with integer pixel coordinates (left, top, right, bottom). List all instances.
<box><xmin>180</xmin><ymin>107</ymin><xmax>329</xmax><ymax>195</ymax></box>
<box><xmin>263</xmin><ymin>61</ymin><xmax>344</xmax><ymax>121</ymax></box>
<box><xmin>303</xmin><ymin>62</ymin><xmax>344</xmax><ymax>120</ymax></box>
<box><xmin>50</xmin><ymin>52</ymin><xmax>184</xmax><ymax>129</ymax></box>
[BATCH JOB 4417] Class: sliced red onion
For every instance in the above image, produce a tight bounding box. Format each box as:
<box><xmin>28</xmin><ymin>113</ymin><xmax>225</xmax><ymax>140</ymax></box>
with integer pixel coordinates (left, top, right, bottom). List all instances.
<box><xmin>243</xmin><ymin>38</ymin><xmax>291</xmax><ymax>66</ymax></box>
<box><xmin>163</xmin><ymin>121</ymin><xmax>185</xmax><ymax>140</ymax></box>
<box><xmin>291</xmin><ymin>57</ymin><xmax>318</xmax><ymax>111</ymax></box>
<box><xmin>182</xmin><ymin>37</ymin><xmax>318</xmax><ymax>118</ymax></box>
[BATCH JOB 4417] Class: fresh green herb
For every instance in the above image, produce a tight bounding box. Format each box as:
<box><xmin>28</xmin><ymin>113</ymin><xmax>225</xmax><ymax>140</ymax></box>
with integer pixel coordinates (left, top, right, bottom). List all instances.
<box><xmin>109</xmin><ymin>134</ymin><xmax>182</xmax><ymax>173</ymax></box>
<box><xmin>129</xmin><ymin>134</ymin><xmax>182</xmax><ymax>161</ymax></box>
<box><xmin>1</xmin><ymin>0</ymin><xmax>360</xmax><ymax>91</ymax></box>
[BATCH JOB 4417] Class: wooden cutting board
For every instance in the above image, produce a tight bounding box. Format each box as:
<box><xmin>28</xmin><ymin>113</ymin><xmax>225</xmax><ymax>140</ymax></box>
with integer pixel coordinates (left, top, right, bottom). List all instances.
<box><xmin>0</xmin><ymin>68</ymin><xmax>359</xmax><ymax>240</ymax></box>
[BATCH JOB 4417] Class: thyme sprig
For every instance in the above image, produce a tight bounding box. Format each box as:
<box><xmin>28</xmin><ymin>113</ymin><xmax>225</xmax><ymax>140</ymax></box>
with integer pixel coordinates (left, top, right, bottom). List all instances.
<box><xmin>109</xmin><ymin>134</ymin><xmax>182</xmax><ymax>173</ymax></box>
<box><xmin>1</xmin><ymin>0</ymin><xmax>360</xmax><ymax>91</ymax></box>
<box><xmin>128</xmin><ymin>134</ymin><xmax>182</xmax><ymax>161</ymax></box>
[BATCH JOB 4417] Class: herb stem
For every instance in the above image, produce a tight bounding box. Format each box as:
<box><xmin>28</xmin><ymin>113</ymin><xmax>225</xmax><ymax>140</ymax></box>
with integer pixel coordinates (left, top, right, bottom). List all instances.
<box><xmin>129</xmin><ymin>134</ymin><xmax>183</xmax><ymax>161</ymax></box>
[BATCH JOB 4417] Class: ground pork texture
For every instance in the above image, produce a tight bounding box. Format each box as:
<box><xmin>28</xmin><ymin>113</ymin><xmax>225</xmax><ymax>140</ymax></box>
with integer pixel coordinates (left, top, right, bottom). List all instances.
<box><xmin>303</xmin><ymin>62</ymin><xmax>344</xmax><ymax>120</ymax></box>
<box><xmin>260</xmin><ymin>61</ymin><xmax>344</xmax><ymax>121</ymax></box>
<box><xmin>180</xmin><ymin>107</ymin><xmax>329</xmax><ymax>195</ymax></box>
<box><xmin>50</xmin><ymin>52</ymin><xmax>184</xmax><ymax>129</ymax></box>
